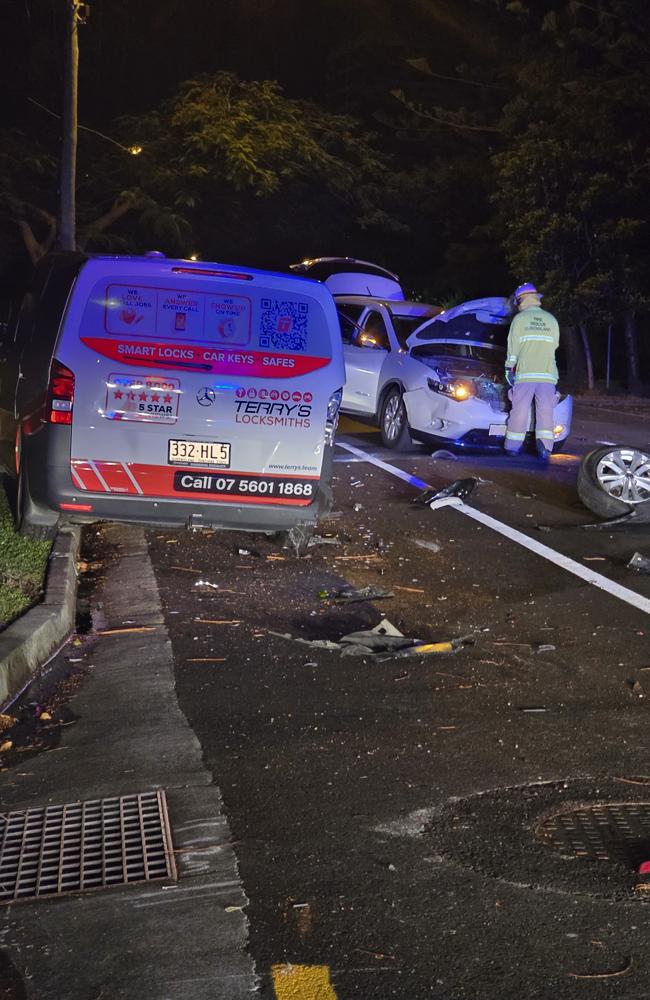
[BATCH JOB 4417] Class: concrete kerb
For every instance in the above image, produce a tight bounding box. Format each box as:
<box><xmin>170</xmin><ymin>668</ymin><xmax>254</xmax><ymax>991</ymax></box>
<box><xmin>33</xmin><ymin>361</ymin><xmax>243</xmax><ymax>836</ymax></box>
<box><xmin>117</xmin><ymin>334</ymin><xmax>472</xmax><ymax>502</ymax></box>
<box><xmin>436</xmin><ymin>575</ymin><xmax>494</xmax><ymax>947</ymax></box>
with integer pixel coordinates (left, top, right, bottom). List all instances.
<box><xmin>0</xmin><ymin>525</ymin><xmax>81</xmax><ymax>708</ymax></box>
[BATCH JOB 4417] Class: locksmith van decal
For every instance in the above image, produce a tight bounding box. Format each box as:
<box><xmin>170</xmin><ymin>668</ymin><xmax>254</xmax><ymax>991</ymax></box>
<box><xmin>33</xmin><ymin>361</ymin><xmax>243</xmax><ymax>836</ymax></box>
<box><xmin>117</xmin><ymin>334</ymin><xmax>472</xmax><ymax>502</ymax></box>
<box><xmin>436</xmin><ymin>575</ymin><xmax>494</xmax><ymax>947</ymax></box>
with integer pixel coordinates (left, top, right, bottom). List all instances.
<box><xmin>104</xmin><ymin>373</ymin><xmax>181</xmax><ymax>423</ymax></box>
<box><xmin>80</xmin><ymin>337</ymin><xmax>329</xmax><ymax>377</ymax></box>
<box><xmin>105</xmin><ymin>284</ymin><xmax>252</xmax><ymax>345</ymax></box>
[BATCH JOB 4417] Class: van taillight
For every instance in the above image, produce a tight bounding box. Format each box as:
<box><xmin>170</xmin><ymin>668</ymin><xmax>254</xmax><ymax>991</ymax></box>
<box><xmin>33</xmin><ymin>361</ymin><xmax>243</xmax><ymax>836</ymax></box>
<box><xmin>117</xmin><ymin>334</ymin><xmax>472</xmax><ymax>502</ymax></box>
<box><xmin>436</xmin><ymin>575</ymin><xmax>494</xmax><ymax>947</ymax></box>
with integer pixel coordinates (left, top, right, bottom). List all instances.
<box><xmin>46</xmin><ymin>360</ymin><xmax>75</xmax><ymax>425</ymax></box>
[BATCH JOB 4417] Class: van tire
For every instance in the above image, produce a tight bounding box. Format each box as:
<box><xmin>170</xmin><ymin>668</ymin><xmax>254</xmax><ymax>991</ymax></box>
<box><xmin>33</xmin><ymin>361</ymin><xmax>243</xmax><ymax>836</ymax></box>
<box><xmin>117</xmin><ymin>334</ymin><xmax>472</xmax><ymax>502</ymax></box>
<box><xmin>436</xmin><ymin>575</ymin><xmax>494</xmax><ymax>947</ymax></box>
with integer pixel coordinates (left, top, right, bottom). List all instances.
<box><xmin>16</xmin><ymin>464</ymin><xmax>59</xmax><ymax>541</ymax></box>
<box><xmin>380</xmin><ymin>388</ymin><xmax>412</xmax><ymax>451</ymax></box>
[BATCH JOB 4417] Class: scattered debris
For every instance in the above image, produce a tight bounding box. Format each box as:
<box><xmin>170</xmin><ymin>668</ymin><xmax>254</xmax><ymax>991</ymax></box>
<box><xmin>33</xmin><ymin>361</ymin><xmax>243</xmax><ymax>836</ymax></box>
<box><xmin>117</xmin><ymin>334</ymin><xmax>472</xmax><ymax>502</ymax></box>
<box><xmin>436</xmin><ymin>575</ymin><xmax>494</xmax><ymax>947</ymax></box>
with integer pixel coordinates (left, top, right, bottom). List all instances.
<box><xmin>353</xmin><ymin>503</ymin><xmax>364</xmax><ymax>512</ymax></box>
<box><xmin>394</xmin><ymin>586</ymin><xmax>425</xmax><ymax>594</ymax></box>
<box><xmin>238</xmin><ymin>548</ymin><xmax>251</xmax><ymax>556</ymax></box>
<box><xmin>535</xmin><ymin>524</ymin><xmax>552</xmax><ymax>532</ymax></box>
<box><xmin>194</xmin><ymin>619</ymin><xmax>242</xmax><ymax>626</ymax></box>
<box><xmin>0</xmin><ymin>714</ymin><xmax>17</xmax><ymax>733</ymax></box>
<box><xmin>412</xmin><ymin>539</ymin><xmax>441</xmax><ymax>554</ymax></box>
<box><xmin>413</xmin><ymin>478</ymin><xmax>477</xmax><ymax>507</ymax></box>
<box><xmin>515</xmin><ymin>491</ymin><xmax>536</xmax><ymax>500</ymax></box>
<box><xmin>628</xmin><ymin>552</ymin><xmax>650</xmax><ymax>574</ymax></box>
<box><xmin>195</xmin><ymin>579</ymin><xmax>219</xmax><ymax>590</ymax></box>
<box><xmin>583</xmin><ymin>556</ymin><xmax>607</xmax><ymax>562</ymax></box>
<box><xmin>431</xmin><ymin>449</ymin><xmax>457</xmax><ymax>461</ymax></box>
<box><xmin>626</xmin><ymin>679</ymin><xmax>644</xmax><ymax>698</ymax></box>
<box><xmin>332</xmin><ymin>586</ymin><xmax>394</xmax><ymax>603</ymax></box>
<box><xmin>170</xmin><ymin>565</ymin><xmax>202</xmax><ymax>574</ymax></box>
<box><xmin>534</xmin><ymin>644</ymin><xmax>557</xmax><ymax>654</ymax></box>
<box><xmin>96</xmin><ymin>626</ymin><xmax>158</xmax><ymax>636</ymax></box>
<box><xmin>271</xmin><ymin>618</ymin><xmax>474</xmax><ymax>660</ymax></box>
<box><xmin>519</xmin><ymin>707</ymin><xmax>548</xmax><ymax>713</ymax></box>
<box><xmin>269</xmin><ymin>632</ymin><xmax>341</xmax><ymax>652</ymax></box>
<box><xmin>308</xmin><ymin>535</ymin><xmax>342</xmax><ymax>547</ymax></box>
<box><xmin>186</xmin><ymin>657</ymin><xmax>227</xmax><ymax>663</ymax></box>
<box><xmin>0</xmin><ymin>739</ymin><xmax>13</xmax><ymax>752</ymax></box>
<box><xmin>567</xmin><ymin>958</ymin><xmax>632</xmax><ymax>980</ymax></box>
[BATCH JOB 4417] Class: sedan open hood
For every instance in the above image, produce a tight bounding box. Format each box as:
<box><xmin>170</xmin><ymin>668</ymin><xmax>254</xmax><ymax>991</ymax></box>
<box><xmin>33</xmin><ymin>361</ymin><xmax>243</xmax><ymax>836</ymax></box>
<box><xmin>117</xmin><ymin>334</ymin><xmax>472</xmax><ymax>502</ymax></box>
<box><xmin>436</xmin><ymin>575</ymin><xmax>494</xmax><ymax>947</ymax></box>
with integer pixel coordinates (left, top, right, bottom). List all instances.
<box><xmin>406</xmin><ymin>296</ymin><xmax>512</xmax><ymax>350</ymax></box>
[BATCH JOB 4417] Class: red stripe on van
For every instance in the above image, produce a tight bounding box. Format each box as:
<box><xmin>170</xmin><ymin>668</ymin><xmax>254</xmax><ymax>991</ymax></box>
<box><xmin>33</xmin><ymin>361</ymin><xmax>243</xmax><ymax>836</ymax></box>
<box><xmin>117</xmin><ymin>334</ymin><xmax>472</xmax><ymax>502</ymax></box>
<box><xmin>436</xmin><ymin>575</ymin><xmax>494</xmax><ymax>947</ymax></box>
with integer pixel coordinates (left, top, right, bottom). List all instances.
<box><xmin>80</xmin><ymin>337</ymin><xmax>330</xmax><ymax>378</ymax></box>
<box><xmin>71</xmin><ymin>460</ymin><xmax>108</xmax><ymax>493</ymax></box>
<box><xmin>95</xmin><ymin>461</ymin><xmax>139</xmax><ymax>494</ymax></box>
<box><xmin>71</xmin><ymin>460</ymin><xmax>316</xmax><ymax>506</ymax></box>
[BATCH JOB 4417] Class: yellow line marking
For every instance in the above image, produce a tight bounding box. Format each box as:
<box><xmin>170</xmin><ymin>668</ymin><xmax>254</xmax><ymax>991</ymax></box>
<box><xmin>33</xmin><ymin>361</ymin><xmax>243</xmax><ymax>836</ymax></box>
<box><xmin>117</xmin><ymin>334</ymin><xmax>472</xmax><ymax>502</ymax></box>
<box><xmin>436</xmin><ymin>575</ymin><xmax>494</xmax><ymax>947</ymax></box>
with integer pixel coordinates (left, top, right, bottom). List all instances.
<box><xmin>272</xmin><ymin>963</ymin><xmax>338</xmax><ymax>1000</ymax></box>
<box><xmin>338</xmin><ymin>416</ymin><xmax>377</xmax><ymax>434</ymax></box>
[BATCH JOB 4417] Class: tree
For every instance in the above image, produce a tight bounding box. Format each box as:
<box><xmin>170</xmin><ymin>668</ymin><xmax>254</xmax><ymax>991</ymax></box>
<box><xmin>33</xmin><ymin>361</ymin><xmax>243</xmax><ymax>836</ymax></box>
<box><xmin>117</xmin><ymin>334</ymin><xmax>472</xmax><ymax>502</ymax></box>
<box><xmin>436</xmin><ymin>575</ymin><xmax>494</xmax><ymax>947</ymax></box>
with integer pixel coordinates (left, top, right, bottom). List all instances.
<box><xmin>486</xmin><ymin>0</ymin><xmax>650</xmax><ymax>390</ymax></box>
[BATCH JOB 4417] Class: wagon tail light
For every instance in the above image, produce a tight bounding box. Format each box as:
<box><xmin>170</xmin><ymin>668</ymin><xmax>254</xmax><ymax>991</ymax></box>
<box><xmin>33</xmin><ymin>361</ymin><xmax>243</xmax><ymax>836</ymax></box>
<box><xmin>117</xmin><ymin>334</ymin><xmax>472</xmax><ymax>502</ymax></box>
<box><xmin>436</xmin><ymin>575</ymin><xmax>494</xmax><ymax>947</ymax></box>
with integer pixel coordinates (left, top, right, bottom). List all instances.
<box><xmin>46</xmin><ymin>360</ymin><xmax>75</xmax><ymax>425</ymax></box>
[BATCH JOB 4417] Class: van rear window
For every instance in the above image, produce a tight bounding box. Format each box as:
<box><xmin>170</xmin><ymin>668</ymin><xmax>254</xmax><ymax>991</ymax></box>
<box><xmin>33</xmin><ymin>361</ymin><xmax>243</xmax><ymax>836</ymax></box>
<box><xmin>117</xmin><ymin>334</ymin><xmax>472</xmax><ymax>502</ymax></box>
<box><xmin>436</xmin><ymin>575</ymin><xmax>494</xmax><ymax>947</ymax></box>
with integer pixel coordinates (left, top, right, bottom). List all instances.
<box><xmin>75</xmin><ymin>275</ymin><xmax>332</xmax><ymax>378</ymax></box>
<box><xmin>104</xmin><ymin>283</ymin><xmax>252</xmax><ymax>346</ymax></box>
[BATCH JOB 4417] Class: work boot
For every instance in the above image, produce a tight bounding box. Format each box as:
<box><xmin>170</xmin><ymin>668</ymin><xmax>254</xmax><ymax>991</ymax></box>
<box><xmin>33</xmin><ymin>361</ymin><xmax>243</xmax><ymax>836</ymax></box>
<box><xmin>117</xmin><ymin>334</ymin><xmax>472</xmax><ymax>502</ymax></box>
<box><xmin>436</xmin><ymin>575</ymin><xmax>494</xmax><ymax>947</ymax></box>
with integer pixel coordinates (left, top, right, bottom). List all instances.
<box><xmin>536</xmin><ymin>440</ymin><xmax>551</xmax><ymax>463</ymax></box>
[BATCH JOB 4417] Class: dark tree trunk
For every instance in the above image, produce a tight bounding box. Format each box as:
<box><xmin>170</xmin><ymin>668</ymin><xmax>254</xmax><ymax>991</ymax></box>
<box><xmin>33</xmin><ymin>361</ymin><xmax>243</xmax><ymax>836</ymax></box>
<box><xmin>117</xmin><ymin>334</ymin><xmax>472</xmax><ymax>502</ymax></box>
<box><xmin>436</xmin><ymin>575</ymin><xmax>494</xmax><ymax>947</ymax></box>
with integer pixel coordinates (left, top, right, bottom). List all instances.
<box><xmin>562</xmin><ymin>324</ymin><xmax>589</xmax><ymax>391</ymax></box>
<box><xmin>578</xmin><ymin>323</ymin><xmax>594</xmax><ymax>390</ymax></box>
<box><xmin>623</xmin><ymin>308</ymin><xmax>642</xmax><ymax>394</ymax></box>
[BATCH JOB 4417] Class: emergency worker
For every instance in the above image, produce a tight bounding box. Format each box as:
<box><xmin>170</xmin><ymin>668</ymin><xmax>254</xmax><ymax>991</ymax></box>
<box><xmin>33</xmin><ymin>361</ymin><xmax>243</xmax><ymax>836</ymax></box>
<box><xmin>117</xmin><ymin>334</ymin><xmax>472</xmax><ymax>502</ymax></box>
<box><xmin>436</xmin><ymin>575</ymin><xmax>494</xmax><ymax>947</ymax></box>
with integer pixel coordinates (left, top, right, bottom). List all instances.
<box><xmin>504</xmin><ymin>282</ymin><xmax>559</xmax><ymax>461</ymax></box>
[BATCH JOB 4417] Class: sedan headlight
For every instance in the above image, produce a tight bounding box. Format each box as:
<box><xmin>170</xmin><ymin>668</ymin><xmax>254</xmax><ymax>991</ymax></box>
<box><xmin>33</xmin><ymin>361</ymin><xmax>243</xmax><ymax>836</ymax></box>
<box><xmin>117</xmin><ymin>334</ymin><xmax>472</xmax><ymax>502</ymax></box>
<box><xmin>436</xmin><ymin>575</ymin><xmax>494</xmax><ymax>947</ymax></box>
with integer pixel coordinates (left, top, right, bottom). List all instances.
<box><xmin>427</xmin><ymin>376</ymin><xmax>474</xmax><ymax>402</ymax></box>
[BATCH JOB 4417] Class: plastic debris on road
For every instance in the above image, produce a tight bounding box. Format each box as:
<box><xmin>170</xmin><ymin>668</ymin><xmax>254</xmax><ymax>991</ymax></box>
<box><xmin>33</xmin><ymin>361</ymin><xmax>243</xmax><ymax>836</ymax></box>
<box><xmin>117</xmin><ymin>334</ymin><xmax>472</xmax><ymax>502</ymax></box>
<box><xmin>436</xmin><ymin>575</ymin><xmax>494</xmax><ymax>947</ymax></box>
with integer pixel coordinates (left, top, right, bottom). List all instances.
<box><xmin>308</xmin><ymin>535</ymin><xmax>342</xmax><ymax>547</ymax></box>
<box><xmin>412</xmin><ymin>539</ymin><xmax>441</xmax><ymax>554</ymax></box>
<box><xmin>195</xmin><ymin>579</ymin><xmax>219</xmax><ymax>590</ymax></box>
<box><xmin>628</xmin><ymin>552</ymin><xmax>650</xmax><ymax>574</ymax></box>
<box><xmin>431</xmin><ymin>449</ymin><xmax>457</xmax><ymax>461</ymax></box>
<box><xmin>271</xmin><ymin>618</ymin><xmax>474</xmax><ymax>659</ymax></box>
<box><xmin>331</xmin><ymin>585</ymin><xmax>394</xmax><ymax>603</ymax></box>
<box><xmin>413</xmin><ymin>478</ymin><xmax>478</xmax><ymax>509</ymax></box>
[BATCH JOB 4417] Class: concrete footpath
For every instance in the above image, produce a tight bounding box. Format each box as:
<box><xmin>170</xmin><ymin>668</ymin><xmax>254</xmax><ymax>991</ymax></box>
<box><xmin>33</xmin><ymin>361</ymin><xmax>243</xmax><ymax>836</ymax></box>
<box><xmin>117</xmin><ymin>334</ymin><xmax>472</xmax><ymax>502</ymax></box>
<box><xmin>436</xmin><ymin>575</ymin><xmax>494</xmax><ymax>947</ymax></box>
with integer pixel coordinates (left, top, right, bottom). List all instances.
<box><xmin>0</xmin><ymin>524</ymin><xmax>257</xmax><ymax>1000</ymax></box>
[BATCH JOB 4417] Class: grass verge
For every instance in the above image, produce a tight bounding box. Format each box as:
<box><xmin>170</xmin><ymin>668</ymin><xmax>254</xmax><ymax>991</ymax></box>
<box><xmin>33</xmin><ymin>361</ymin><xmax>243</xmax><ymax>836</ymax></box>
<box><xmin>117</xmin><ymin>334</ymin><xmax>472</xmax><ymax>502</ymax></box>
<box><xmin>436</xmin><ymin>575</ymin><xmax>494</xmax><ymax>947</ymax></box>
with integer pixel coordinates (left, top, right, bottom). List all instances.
<box><xmin>0</xmin><ymin>484</ymin><xmax>52</xmax><ymax>627</ymax></box>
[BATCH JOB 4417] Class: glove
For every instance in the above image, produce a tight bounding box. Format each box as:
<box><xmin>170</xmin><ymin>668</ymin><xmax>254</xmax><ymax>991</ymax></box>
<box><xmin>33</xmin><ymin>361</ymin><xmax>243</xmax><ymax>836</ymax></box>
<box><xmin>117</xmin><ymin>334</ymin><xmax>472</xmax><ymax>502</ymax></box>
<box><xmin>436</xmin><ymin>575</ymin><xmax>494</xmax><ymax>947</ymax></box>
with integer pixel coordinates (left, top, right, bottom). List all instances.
<box><xmin>505</xmin><ymin>367</ymin><xmax>515</xmax><ymax>387</ymax></box>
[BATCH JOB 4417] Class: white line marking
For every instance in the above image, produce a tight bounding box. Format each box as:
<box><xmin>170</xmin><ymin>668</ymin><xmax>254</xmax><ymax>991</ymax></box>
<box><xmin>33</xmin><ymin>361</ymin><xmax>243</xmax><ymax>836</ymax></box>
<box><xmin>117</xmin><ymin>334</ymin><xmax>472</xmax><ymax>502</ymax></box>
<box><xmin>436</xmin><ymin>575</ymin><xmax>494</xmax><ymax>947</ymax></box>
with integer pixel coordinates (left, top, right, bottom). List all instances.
<box><xmin>336</xmin><ymin>439</ymin><xmax>650</xmax><ymax>617</ymax></box>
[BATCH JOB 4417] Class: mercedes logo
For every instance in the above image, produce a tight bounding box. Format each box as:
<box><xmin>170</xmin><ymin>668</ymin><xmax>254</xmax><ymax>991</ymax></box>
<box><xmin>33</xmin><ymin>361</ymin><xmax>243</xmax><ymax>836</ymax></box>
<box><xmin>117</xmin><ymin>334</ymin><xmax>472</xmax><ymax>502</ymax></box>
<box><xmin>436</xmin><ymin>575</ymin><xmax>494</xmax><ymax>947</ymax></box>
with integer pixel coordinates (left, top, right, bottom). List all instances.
<box><xmin>196</xmin><ymin>386</ymin><xmax>216</xmax><ymax>407</ymax></box>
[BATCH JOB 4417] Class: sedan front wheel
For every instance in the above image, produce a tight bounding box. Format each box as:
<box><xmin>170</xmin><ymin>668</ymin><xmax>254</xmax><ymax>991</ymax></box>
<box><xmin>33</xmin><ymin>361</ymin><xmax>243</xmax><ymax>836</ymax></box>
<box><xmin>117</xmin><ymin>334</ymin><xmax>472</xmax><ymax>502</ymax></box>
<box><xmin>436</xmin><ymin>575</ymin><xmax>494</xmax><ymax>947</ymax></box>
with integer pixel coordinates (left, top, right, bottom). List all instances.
<box><xmin>380</xmin><ymin>388</ymin><xmax>412</xmax><ymax>451</ymax></box>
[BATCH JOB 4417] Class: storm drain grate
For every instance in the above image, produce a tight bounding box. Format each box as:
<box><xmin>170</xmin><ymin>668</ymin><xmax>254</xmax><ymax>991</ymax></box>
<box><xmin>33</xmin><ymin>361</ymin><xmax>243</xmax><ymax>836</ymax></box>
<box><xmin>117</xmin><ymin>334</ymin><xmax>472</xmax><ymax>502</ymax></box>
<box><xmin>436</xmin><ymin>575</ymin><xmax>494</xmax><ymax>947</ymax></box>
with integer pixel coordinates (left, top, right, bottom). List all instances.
<box><xmin>537</xmin><ymin>802</ymin><xmax>650</xmax><ymax>868</ymax></box>
<box><xmin>0</xmin><ymin>790</ymin><xmax>177</xmax><ymax>903</ymax></box>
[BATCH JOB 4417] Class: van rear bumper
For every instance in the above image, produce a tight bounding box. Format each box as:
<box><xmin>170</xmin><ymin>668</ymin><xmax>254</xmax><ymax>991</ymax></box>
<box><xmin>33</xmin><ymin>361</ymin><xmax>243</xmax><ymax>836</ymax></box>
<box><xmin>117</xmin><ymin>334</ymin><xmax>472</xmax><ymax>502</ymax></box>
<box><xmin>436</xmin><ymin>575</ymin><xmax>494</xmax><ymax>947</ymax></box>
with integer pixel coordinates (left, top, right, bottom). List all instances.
<box><xmin>23</xmin><ymin>426</ymin><xmax>331</xmax><ymax>532</ymax></box>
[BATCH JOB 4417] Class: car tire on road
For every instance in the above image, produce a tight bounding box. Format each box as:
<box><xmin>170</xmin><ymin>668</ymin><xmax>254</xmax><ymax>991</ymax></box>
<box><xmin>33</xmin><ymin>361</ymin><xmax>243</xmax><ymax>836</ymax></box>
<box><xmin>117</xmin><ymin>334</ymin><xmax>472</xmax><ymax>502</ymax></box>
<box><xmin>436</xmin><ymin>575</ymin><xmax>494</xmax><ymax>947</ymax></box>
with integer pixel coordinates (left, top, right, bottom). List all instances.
<box><xmin>379</xmin><ymin>388</ymin><xmax>412</xmax><ymax>451</ymax></box>
<box><xmin>577</xmin><ymin>445</ymin><xmax>650</xmax><ymax>520</ymax></box>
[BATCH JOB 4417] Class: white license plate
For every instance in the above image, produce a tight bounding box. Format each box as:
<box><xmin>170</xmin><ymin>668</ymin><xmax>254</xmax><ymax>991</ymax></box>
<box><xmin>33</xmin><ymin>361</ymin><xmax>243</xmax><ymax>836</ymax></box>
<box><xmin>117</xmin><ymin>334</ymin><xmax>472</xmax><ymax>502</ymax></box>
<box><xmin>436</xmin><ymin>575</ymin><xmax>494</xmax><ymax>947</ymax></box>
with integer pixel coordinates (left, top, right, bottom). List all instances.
<box><xmin>488</xmin><ymin>424</ymin><xmax>507</xmax><ymax>437</ymax></box>
<box><xmin>168</xmin><ymin>439</ymin><xmax>231</xmax><ymax>467</ymax></box>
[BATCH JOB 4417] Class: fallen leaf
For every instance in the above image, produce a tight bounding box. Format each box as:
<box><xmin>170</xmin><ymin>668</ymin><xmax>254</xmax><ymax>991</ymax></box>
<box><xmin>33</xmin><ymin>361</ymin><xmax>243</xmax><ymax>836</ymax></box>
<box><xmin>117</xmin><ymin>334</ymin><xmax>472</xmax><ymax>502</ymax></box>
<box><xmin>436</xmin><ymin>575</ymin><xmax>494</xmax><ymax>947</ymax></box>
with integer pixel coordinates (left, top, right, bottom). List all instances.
<box><xmin>0</xmin><ymin>740</ymin><xmax>13</xmax><ymax>752</ymax></box>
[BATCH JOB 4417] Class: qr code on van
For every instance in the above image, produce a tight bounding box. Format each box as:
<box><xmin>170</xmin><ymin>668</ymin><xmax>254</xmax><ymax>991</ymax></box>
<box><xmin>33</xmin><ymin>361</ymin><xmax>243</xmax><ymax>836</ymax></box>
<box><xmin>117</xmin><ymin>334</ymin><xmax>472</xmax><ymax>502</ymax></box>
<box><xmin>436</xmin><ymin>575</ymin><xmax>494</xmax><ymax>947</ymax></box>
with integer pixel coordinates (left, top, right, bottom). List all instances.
<box><xmin>260</xmin><ymin>299</ymin><xmax>308</xmax><ymax>352</ymax></box>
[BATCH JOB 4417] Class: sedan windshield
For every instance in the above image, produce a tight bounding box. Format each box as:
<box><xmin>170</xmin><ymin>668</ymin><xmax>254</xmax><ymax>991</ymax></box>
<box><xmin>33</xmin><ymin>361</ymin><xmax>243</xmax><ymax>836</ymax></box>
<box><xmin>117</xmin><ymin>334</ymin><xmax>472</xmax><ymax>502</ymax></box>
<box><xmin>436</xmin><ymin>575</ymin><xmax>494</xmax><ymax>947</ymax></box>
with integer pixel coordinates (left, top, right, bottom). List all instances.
<box><xmin>391</xmin><ymin>314</ymin><xmax>432</xmax><ymax>348</ymax></box>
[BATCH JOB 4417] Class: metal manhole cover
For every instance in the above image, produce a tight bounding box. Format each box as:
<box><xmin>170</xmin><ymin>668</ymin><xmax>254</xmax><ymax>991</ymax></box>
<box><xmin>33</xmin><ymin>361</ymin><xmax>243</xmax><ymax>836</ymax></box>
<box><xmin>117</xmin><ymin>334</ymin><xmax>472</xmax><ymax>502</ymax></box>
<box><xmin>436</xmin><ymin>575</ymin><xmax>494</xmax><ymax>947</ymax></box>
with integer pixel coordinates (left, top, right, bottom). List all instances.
<box><xmin>0</xmin><ymin>790</ymin><xmax>176</xmax><ymax>903</ymax></box>
<box><xmin>537</xmin><ymin>802</ymin><xmax>650</xmax><ymax>868</ymax></box>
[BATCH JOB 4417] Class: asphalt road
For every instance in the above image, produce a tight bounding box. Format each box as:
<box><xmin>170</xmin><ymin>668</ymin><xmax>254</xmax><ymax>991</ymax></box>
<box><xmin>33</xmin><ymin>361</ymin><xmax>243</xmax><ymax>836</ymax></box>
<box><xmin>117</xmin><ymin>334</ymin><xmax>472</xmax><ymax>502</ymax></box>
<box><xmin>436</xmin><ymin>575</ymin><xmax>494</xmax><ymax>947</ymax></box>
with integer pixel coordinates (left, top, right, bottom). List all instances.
<box><xmin>144</xmin><ymin>402</ymin><xmax>650</xmax><ymax>1000</ymax></box>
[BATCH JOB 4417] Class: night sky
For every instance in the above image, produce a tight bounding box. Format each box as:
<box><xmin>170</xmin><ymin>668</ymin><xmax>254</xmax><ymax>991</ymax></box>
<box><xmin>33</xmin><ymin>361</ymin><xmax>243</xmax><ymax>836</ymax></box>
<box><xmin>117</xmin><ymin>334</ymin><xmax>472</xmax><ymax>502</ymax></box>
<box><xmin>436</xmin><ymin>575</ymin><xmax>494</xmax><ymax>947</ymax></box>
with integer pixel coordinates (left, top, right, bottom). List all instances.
<box><xmin>1</xmin><ymin>1</ymin><xmax>649</xmax><ymax>386</ymax></box>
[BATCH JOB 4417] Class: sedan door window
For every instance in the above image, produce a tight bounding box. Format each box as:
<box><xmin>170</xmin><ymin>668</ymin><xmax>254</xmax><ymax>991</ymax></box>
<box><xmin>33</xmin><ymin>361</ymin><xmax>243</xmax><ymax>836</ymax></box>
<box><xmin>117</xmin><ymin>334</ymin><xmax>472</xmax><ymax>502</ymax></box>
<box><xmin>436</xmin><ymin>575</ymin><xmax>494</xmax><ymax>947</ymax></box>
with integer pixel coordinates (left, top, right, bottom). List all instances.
<box><xmin>355</xmin><ymin>311</ymin><xmax>390</xmax><ymax>351</ymax></box>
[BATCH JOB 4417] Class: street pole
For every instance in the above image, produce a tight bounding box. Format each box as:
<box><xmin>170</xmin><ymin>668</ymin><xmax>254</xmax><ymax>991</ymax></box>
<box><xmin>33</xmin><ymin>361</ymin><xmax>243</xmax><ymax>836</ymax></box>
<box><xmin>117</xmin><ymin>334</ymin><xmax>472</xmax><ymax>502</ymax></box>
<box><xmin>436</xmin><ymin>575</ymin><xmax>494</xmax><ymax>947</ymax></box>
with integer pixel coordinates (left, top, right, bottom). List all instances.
<box><xmin>59</xmin><ymin>0</ymin><xmax>83</xmax><ymax>251</ymax></box>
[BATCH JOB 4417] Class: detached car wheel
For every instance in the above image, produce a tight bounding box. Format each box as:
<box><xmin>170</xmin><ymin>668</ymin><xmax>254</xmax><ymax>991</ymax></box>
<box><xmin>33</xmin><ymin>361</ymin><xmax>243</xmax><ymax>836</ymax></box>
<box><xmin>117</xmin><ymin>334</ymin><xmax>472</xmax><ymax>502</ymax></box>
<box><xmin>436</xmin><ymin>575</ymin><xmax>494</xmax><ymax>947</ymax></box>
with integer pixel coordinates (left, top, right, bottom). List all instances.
<box><xmin>577</xmin><ymin>445</ymin><xmax>650</xmax><ymax>520</ymax></box>
<box><xmin>380</xmin><ymin>388</ymin><xmax>412</xmax><ymax>451</ymax></box>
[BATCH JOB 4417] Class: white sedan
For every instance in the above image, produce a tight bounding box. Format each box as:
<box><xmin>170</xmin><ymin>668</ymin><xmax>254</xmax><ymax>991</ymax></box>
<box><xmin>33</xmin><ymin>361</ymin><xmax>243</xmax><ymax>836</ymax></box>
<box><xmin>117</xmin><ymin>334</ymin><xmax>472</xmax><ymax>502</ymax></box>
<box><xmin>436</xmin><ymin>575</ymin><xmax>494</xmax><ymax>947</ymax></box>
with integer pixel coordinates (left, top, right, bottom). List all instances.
<box><xmin>336</xmin><ymin>295</ymin><xmax>573</xmax><ymax>451</ymax></box>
